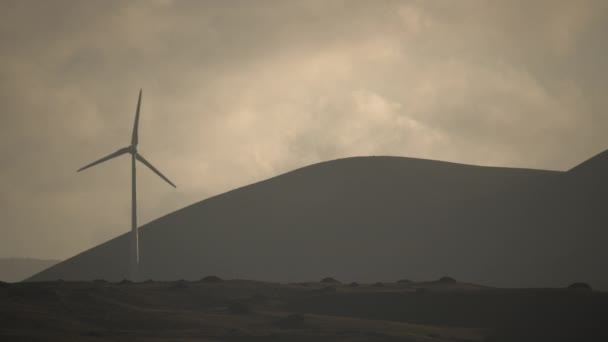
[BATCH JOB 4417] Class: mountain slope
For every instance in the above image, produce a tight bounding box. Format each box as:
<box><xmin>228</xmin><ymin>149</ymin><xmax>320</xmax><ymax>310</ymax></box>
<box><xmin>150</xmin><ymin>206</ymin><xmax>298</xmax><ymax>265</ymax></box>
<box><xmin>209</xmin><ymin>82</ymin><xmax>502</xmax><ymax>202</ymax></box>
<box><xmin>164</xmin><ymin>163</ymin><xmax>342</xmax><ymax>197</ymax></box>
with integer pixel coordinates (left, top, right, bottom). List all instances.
<box><xmin>28</xmin><ymin>153</ymin><xmax>608</xmax><ymax>288</ymax></box>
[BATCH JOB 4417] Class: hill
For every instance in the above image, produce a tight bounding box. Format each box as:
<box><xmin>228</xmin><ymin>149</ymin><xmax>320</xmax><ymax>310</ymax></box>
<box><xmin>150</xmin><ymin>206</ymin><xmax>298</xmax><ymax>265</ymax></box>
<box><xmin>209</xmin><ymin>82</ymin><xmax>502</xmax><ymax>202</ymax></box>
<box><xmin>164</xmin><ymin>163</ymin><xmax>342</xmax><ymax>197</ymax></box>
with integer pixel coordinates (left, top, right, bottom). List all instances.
<box><xmin>28</xmin><ymin>152</ymin><xmax>608</xmax><ymax>288</ymax></box>
<box><xmin>0</xmin><ymin>258</ymin><xmax>60</xmax><ymax>283</ymax></box>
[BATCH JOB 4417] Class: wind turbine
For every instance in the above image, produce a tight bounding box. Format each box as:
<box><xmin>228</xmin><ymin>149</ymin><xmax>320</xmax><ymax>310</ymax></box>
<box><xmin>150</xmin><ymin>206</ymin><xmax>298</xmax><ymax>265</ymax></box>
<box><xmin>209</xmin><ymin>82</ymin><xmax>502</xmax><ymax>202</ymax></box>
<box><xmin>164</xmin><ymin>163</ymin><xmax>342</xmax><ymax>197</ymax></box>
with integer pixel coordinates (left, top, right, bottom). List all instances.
<box><xmin>77</xmin><ymin>89</ymin><xmax>176</xmax><ymax>281</ymax></box>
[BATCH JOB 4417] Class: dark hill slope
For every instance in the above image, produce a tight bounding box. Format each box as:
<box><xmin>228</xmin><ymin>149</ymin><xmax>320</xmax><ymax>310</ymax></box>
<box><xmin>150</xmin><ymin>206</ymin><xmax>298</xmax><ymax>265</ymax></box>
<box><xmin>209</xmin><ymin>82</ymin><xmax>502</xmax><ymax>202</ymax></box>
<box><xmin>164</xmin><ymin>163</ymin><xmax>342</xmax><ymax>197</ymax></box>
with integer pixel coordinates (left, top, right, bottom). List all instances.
<box><xmin>29</xmin><ymin>154</ymin><xmax>608</xmax><ymax>288</ymax></box>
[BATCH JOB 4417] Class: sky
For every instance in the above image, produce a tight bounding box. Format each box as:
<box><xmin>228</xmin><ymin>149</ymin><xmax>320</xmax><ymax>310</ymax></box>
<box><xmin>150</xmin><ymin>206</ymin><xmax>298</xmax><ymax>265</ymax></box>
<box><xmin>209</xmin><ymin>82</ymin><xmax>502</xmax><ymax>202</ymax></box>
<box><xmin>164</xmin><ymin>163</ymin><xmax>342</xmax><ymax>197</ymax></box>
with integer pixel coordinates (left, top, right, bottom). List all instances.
<box><xmin>1</xmin><ymin>0</ymin><xmax>607</xmax><ymax>260</ymax></box>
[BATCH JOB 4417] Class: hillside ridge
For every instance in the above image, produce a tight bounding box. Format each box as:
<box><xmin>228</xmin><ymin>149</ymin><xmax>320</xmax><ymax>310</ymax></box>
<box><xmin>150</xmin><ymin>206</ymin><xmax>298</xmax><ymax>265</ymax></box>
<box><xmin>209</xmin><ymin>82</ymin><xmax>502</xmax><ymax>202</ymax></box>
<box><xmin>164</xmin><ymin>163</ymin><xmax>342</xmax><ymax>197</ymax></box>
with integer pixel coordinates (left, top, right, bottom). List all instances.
<box><xmin>28</xmin><ymin>153</ymin><xmax>606</xmax><ymax>288</ymax></box>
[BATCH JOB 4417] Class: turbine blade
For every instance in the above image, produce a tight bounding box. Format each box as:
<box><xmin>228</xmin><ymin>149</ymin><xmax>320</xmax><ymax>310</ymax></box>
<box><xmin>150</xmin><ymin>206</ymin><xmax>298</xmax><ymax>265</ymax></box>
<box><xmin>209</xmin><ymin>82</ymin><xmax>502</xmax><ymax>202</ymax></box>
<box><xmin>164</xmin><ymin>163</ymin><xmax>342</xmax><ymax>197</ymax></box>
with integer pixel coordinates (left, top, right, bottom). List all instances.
<box><xmin>131</xmin><ymin>89</ymin><xmax>142</xmax><ymax>145</ymax></box>
<box><xmin>77</xmin><ymin>147</ymin><xmax>130</xmax><ymax>172</ymax></box>
<box><xmin>136</xmin><ymin>153</ymin><xmax>176</xmax><ymax>188</ymax></box>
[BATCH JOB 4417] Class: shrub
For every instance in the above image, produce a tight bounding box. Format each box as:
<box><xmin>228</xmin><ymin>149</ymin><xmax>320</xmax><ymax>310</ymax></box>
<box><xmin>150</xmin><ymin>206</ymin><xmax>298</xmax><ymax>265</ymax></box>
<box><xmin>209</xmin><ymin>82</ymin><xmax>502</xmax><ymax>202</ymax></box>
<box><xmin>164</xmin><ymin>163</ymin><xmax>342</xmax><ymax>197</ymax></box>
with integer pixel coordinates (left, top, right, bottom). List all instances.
<box><xmin>568</xmin><ymin>282</ymin><xmax>592</xmax><ymax>290</ymax></box>
<box><xmin>437</xmin><ymin>276</ymin><xmax>457</xmax><ymax>284</ymax></box>
<box><xmin>373</xmin><ymin>282</ymin><xmax>385</xmax><ymax>287</ymax></box>
<box><xmin>397</xmin><ymin>279</ymin><xmax>412</xmax><ymax>284</ymax></box>
<box><xmin>320</xmin><ymin>277</ymin><xmax>341</xmax><ymax>284</ymax></box>
<box><xmin>118</xmin><ymin>279</ymin><xmax>132</xmax><ymax>285</ymax></box>
<box><xmin>93</xmin><ymin>279</ymin><xmax>106</xmax><ymax>283</ymax></box>
<box><xmin>200</xmin><ymin>275</ymin><xmax>223</xmax><ymax>283</ymax></box>
<box><xmin>348</xmin><ymin>282</ymin><xmax>359</xmax><ymax>287</ymax></box>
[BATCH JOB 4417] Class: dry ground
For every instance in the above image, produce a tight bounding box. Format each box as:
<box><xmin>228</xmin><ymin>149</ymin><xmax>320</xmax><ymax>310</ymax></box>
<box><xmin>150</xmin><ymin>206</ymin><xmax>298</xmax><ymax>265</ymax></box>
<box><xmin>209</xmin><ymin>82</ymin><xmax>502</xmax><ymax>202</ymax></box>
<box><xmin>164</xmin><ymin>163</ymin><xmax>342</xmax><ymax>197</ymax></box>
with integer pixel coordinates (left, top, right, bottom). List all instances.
<box><xmin>0</xmin><ymin>279</ymin><xmax>606</xmax><ymax>341</ymax></box>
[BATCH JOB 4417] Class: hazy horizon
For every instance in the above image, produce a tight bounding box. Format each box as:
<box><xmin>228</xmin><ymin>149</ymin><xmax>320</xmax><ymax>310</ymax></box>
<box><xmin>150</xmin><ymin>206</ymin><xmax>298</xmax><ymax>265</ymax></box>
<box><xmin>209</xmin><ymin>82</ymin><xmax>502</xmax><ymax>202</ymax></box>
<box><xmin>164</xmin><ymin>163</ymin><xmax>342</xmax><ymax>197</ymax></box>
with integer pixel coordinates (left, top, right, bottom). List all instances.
<box><xmin>1</xmin><ymin>0</ymin><xmax>607</xmax><ymax>260</ymax></box>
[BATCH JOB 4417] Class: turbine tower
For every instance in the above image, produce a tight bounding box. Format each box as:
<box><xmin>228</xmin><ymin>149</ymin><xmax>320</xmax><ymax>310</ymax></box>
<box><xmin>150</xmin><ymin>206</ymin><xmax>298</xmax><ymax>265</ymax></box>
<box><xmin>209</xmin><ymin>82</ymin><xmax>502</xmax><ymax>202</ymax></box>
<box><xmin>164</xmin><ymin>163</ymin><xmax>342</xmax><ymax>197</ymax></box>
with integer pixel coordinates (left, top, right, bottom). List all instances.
<box><xmin>77</xmin><ymin>89</ymin><xmax>176</xmax><ymax>281</ymax></box>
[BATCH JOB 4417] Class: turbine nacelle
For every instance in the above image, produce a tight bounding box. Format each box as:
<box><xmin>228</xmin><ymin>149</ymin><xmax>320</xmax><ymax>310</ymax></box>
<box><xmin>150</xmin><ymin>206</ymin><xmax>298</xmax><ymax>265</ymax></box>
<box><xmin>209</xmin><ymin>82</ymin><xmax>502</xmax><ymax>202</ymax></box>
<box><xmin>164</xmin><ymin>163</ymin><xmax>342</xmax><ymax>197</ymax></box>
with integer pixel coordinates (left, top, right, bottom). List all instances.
<box><xmin>77</xmin><ymin>89</ymin><xmax>176</xmax><ymax>188</ymax></box>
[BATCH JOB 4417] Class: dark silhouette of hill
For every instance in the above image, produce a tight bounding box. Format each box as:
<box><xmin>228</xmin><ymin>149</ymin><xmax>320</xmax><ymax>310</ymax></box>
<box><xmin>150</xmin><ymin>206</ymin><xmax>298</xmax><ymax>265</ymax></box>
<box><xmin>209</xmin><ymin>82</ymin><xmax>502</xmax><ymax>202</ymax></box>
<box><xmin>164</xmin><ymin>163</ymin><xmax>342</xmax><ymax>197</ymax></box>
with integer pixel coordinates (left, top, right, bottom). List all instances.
<box><xmin>568</xmin><ymin>149</ymin><xmax>608</xmax><ymax>175</ymax></box>
<box><xmin>0</xmin><ymin>258</ymin><xmax>60</xmax><ymax>283</ymax></box>
<box><xmin>28</xmin><ymin>151</ymin><xmax>608</xmax><ymax>288</ymax></box>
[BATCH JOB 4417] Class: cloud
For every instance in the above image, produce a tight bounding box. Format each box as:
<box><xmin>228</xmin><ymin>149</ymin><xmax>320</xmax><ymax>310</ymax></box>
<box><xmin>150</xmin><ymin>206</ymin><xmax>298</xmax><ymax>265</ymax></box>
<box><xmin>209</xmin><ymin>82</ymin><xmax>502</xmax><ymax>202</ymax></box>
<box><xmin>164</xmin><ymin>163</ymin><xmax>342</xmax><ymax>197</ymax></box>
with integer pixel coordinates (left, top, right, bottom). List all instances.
<box><xmin>0</xmin><ymin>0</ymin><xmax>607</xmax><ymax>258</ymax></box>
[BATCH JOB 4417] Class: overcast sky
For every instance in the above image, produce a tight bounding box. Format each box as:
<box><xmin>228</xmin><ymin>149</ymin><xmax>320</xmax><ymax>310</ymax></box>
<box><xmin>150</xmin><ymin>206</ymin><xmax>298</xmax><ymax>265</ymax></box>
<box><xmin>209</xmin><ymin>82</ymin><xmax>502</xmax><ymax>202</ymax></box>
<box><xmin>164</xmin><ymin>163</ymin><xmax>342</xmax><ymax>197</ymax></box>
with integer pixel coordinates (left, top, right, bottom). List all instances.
<box><xmin>1</xmin><ymin>0</ymin><xmax>607</xmax><ymax>259</ymax></box>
